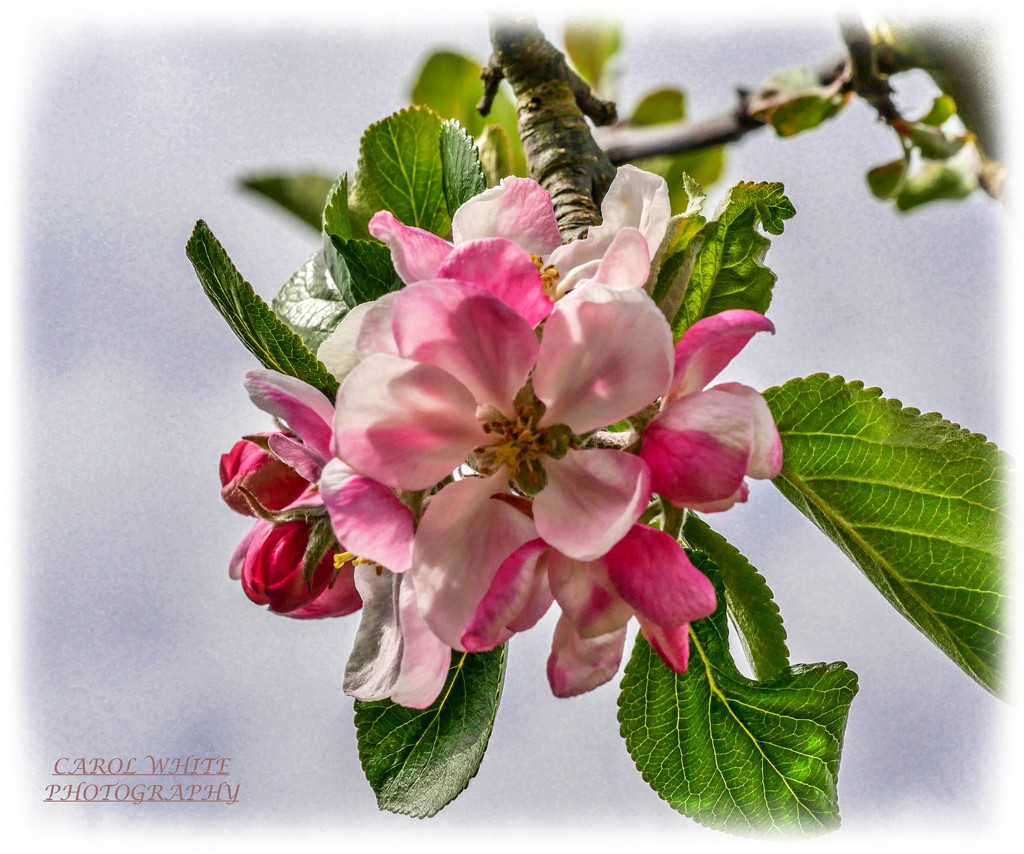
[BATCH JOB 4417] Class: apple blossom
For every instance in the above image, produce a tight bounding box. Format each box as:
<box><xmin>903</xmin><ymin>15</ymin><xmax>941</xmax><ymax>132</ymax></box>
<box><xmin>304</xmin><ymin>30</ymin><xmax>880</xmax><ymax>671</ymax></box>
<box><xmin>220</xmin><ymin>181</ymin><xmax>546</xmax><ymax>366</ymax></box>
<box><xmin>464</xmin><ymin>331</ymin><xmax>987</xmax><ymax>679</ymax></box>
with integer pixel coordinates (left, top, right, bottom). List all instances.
<box><xmin>333</xmin><ymin>277</ymin><xmax>675</xmax><ymax>649</ymax></box>
<box><xmin>640</xmin><ymin>309</ymin><xmax>784</xmax><ymax>512</ymax></box>
<box><xmin>367</xmin><ymin>164</ymin><xmax>670</xmax><ymax>318</ymax></box>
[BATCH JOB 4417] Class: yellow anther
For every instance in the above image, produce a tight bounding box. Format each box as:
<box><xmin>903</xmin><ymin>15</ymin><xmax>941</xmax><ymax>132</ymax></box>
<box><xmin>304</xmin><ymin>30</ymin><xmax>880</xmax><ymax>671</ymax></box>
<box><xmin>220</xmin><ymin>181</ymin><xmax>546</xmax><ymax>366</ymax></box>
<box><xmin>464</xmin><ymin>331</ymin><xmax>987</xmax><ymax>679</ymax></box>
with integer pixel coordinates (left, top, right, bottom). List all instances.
<box><xmin>530</xmin><ymin>254</ymin><xmax>561</xmax><ymax>299</ymax></box>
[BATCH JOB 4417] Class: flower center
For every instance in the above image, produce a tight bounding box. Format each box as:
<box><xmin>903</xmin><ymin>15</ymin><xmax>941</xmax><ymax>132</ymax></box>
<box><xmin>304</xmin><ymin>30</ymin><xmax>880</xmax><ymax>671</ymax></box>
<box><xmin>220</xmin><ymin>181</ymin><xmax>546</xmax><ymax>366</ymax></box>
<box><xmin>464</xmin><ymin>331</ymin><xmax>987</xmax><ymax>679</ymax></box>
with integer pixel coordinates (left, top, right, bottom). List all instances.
<box><xmin>530</xmin><ymin>254</ymin><xmax>561</xmax><ymax>300</ymax></box>
<box><xmin>469</xmin><ymin>384</ymin><xmax>573</xmax><ymax>495</ymax></box>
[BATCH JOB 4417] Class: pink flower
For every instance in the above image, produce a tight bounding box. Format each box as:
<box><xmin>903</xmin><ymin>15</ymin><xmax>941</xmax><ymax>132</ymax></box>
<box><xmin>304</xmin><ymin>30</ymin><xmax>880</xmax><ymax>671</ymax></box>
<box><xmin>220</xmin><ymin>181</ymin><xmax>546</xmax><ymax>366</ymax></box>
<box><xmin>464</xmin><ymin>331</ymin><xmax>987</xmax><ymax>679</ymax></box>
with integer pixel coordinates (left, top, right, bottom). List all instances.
<box><xmin>333</xmin><ymin>278</ymin><xmax>675</xmax><ymax>649</ymax></box>
<box><xmin>460</xmin><ymin>521</ymin><xmax>716</xmax><ymax>697</ymax></box>
<box><xmin>219</xmin><ymin>434</ymin><xmax>309</xmax><ymax>516</ymax></box>
<box><xmin>228</xmin><ymin>518</ymin><xmax>360</xmax><ymax>619</ymax></box>
<box><xmin>367</xmin><ymin>165</ymin><xmax>670</xmax><ymax>322</ymax></box>
<box><xmin>640</xmin><ymin>310</ymin><xmax>784</xmax><ymax>511</ymax></box>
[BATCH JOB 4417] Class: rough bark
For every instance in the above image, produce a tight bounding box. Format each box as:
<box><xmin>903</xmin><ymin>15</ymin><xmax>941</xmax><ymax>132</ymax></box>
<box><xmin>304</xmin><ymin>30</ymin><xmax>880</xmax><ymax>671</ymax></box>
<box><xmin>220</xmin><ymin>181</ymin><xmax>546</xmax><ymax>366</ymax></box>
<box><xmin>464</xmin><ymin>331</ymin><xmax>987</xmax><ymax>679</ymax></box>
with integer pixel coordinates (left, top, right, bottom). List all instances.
<box><xmin>486</xmin><ymin>18</ymin><xmax>617</xmax><ymax>241</ymax></box>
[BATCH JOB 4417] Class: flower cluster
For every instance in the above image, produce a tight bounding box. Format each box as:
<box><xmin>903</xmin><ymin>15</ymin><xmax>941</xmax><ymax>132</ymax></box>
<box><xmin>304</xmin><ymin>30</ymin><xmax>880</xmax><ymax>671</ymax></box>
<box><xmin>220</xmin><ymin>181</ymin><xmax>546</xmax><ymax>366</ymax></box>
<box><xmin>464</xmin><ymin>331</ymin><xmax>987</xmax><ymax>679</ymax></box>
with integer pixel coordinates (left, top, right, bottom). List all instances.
<box><xmin>220</xmin><ymin>166</ymin><xmax>782</xmax><ymax>707</ymax></box>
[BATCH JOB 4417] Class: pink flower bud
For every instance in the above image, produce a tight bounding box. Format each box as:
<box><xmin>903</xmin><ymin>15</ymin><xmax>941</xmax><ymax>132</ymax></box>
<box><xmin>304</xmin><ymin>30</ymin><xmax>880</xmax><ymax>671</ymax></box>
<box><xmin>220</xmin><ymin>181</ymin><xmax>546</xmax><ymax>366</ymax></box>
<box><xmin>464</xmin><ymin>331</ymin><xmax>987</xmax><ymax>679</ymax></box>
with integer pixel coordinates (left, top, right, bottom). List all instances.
<box><xmin>235</xmin><ymin>519</ymin><xmax>361</xmax><ymax>619</ymax></box>
<box><xmin>219</xmin><ymin>434</ymin><xmax>309</xmax><ymax>516</ymax></box>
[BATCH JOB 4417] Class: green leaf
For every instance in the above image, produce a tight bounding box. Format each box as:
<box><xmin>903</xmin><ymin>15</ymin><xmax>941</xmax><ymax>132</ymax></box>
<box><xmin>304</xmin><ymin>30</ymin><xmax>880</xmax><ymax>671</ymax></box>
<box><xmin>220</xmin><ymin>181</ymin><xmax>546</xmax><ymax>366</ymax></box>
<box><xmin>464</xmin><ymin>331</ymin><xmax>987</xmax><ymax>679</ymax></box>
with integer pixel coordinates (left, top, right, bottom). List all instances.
<box><xmin>906</xmin><ymin>122</ymin><xmax>968</xmax><ymax>160</ymax></box>
<box><xmin>748</xmin><ymin>67</ymin><xmax>850</xmax><ymax>137</ymax></box>
<box><xmin>185</xmin><ymin>221</ymin><xmax>338</xmax><ymax>400</ymax></box>
<box><xmin>631</xmin><ymin>87</ymin><xmax>685</xmax><ymax>125</ymax></box>
<box><xmin>647</xmin><ymin>176</ymin><xmax>709</xmax><ymax>328</ymax></box>
<box><xmin>921</xmin><ymin>94</ymin><xmax>957</xmax><ymax>127</ymax></box>
<box><xmin>866</xmin><ymin>158</ymin><xmax>907</xmax><ymax>200</ymax></box>
<box><xmin>300</xmin><ymin>516</ymin><xmax>336</xmax><ymax>587</ymax></box>
<box><xmin>683</xmin><ymin>514</ymin><xmax>790</xmax><ymax>681</ymax></box>
<box><xmin>439</xmin><ymin>119</ymin><xmax>486</xmax><ymax>216</ymax></box>
<box><xmin>240</xmin><ymin>172</ymin><xmax>335</xmax><ymax>231</ymax></box>
<box><xmin>354</xmin><ymin>646</ymin><xmax>507</xmax><ymax>818</ymax></box>
<box><xmin>629</xmin><ymin>87</ymin><xmax>724</xmax><ymax>208</ymax></box>
<box><xmin>411</xmin><ymin>51</ymin><xmax>526</xmax><ymax>176</ymax></box>
<box><xmin>619</xmin><ymin>551</ymin><xmax>858</xmax><ymax>836</ymax></box>
<box><xmin>353</xmin><ymin>106</ymin><xmax>451</xmax><ymax>237</ymax></box>
<box><xmin>896</xmin><ymin>151</ymin><xmax>978</xmax><ymax>211</ymax></box>
<box><xmin>271</xmin><ymin>252</ymin><xmax>349</xmax><ymax>352</ymax></box>
<box><xmin>478</xmin><ymin>124</ymin><xmax>515</xmax><ymax>187</ymax></box>
<box><xmin>674</xmin><ymin>182</ymin><xmax>795</xmax><ymax>336</ymax></box>
<box><xmin>763</xmin><ymin>374</ymin><xmax>1009</xmax><ymax>695</ymax></box>
<box><xmin>322</xmin><ymin>172</ymin><xmax>352</xmax><ymax>241</ymax></box>
<box><xmin>330</xmin><ymin>236</ymin><xmax>403</xmax><ymax>305</ymax></box>
<box><xmin>563</xmin><ymin>19</ymin><xmax>621</xmax><ymax>93</ymax></box>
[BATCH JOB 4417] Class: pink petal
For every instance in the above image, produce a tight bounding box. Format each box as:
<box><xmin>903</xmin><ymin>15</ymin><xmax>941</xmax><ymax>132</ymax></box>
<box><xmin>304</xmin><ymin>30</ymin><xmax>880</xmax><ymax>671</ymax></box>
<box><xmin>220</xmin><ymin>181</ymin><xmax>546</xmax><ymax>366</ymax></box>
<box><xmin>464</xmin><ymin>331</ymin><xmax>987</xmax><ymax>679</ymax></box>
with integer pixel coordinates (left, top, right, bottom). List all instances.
<box><xmin>391</xmin><ymin>280</ymin><xmax>539</xmax><ymax>415</ymax></box>
<box><xmin>354</xmin><ymin>293</ymin><xmax>400</xmax><ymax>360</ymax></box>
<box><xmin>642</xmin><ymin>388</ymin><xmax>755</xmax><ymax>508</ymax></box>
<box><xmin>533</xmin><ymin>285</ymin><xmax>673</xmax><ymax>433</ymax></box>
<box><xmin>461</xmin><ymin>538</ymin><xmax>550</xmax><ymax>652</ymax></box>
<box><xmin>267</xmin><ymin>433</ymin><xmax>323</xmax><ymax>483</ymax></box>
<box><xmin>451</xmin><ymin>177</ymin><xmax>563</xmax><ymax>256</ymax></box>
<box><xmin>390</xmin><ymin>576</ymin><xmax>453</xmax><ymax>709</ymax></box>
<box><xmin>546</xmin><ymin>615</ymin><xmax>627</xmax><ymax>698</ymax></box>
<box><xmin>545</xmin><ymin>549</ymin><xmax>633</xmax><ymax>639</ymax></box>
<box><xmin>244</xmin><ymin>370</ymin><xmax>334</xmax><ymax>462</ymax></box>
<box><xmin>333</xmin><ymin>354</ymin><xmax>483</xmax><ymax>491</ymax></box>
<box><xmin>411</xmin><ymin>474</ymin><xmax>538</xmax><ymax>648</ymax></box>
<box><xmin>534</xmin><ymin>448</ymin><xmax>651</xmax><ymax>561</ymax></box>
<box><xmin>714</xmin><ymin>382</ymin><xmax>783</xmax><ymax>479</ymax></box>
<box><xmin>669</xmin><ymin>309</ymin><xmax>775</xmax><ymax>402</ymax></box>
<box><xmin>436</xmin><ymin>238</ymin><xmax>553</xmax><ymax>326</ymax></box>
<box><xmin>319</xmin><ymin>457</ymin><xmax>415</xmax><ymax>572</ymax></box>
<box><xmin>229</xmin><ymin>522</ymin><xmax>265</xmax><ymax>580</ymax></box>
<box><xmin>639</xmin><ymin>619</ymin><xmax>692</xmax><ymax>673</ymax></box>
<box><xmin>688</xmin><ymin>481</ymin><xmax>749</xmax><ymax>513</ymax></box>
<box><xmin>368</xmin><ymin>210</ymin><xmax>453</xmax><ymax>283</ymax></box>
<box><xmin>604</xmin><ymin>524</ymin><xmax>717</xmax><ymax>628</ymax></box>
<box><xmin>343</xmin><ymin>565</ymin><xmax>404</xmax><ymax>701</ymax></box>
<box><xmin>289</xmin><ymin>559</ymin><xmax>362</xmax><ymax>619</ymax></box>
<box><xmin>587</xmin><ymin>227</ymin><xmax>651</xmax><ymax>289</ymax></box>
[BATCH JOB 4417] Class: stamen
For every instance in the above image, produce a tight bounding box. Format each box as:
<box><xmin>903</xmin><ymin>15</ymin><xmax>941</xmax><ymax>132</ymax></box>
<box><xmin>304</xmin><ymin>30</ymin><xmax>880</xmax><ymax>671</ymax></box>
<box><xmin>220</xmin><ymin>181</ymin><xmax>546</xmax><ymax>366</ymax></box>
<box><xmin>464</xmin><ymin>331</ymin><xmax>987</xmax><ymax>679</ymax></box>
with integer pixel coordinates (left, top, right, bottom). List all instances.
<box><xmin>530</xmin><ymin>253</ymin><xmax>561</xmax><ymax>299</ymax></box>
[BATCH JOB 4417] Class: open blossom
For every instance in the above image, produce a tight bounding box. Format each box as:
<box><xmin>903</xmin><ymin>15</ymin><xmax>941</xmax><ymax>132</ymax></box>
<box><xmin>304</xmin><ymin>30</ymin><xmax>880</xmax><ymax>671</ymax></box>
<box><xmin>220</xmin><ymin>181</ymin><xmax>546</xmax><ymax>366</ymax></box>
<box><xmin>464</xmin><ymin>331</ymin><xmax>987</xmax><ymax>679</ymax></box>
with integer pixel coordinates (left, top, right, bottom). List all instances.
<box><xmin>640</xmin><ymin>309</ymin><xmax>784</xmax><ymax>511</ymax></box>
<box><xmin>368</xmin><ymin>164</ymin><xmax>670</xmax><ymax>318</ymax></box>
<box><xmin>333</xmin><ymin>278</ymin><xmax>675</xmax><ymax>649</ymax></box>
<box><xmin>461</xmin><ymin>520</ymin><xmax>717</xmax><ymax>697</ymax></box>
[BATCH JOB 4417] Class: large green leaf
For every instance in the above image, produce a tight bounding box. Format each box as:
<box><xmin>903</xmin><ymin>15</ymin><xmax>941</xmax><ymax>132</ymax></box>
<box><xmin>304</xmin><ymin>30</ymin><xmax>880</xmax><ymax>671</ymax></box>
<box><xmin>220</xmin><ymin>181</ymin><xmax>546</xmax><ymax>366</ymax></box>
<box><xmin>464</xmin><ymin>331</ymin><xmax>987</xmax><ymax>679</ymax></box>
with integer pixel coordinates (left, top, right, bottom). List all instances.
<box><xmin>352</xmin><ymin>106</ymin><xmax>451</xmax><ymax>238</ymax></box>
<box><xmin>674</xmin><ymin>182</ymin><xmax>795</xmax><ymax>336</ymax></box>
<box><xmin>271</xmin><ymin>251</ymin><xmax>348</xmax><ymax>353</ymax></box>
<box><xmin>240</xmin><ymin>172</ymin><xmax>335</xmax><ymax>231</ymax></box>
<box><xmin>411</xmin><ymin>52</ymin><xmax>526</xmax><ymax>177</ymax></box>
<box><xmin>683</xmin><ymin>514</ymin><xmax>790</xmax><ymax>681</ymax></box>
<box><xmin>764</xmin><ymin>374</ymin><xmax>1008</xmax><ymax>695</ymax></box>
<box><xmin>439</xmin><ymin>119</ymin><xmax>486</xmax><ymax>216</ymax></box>
<box><xmin>186</xmin><ymin>221</ymin><xmax>338</xmax><ymax>400</ymax></box>
<box><xmin>619</xmin><ymin>551</ymin><xmax>858</xmax><ymax>836</ymax></box>
<box><xmin>354</xmin><ymin>647</ymin><xmax>507</xmax><ymax>818</ymax></box>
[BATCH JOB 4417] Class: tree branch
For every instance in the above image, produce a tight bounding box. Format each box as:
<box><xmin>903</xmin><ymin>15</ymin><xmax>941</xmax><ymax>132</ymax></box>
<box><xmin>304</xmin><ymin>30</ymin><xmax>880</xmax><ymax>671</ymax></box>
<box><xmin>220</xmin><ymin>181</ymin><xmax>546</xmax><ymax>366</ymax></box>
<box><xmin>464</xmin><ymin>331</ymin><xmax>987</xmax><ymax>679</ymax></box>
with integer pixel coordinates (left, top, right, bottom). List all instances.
<box><xmin>594</xmin><ymin>95</ymin><xmax>766</xmax><ymax>164</ymax></box>
<box><xmin>486</xmin><ymin>17</ymin><xmax>617</xmax><ymax>241</ymax></box>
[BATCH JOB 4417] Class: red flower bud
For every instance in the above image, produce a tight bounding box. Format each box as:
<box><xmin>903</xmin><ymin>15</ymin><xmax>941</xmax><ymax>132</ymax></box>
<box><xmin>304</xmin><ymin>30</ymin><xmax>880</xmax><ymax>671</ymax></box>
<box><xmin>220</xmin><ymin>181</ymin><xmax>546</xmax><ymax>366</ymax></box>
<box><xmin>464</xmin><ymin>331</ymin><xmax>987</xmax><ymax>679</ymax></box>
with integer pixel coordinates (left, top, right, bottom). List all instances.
<box><xmin>219</xmin><ymin>434</ymin><xmax>308</xmax><ymax>516</ymax></box>
<box><xmin>232</xmin><ymin>519</ymin><xmax>361</xmax><ymax>619</ymax></box>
